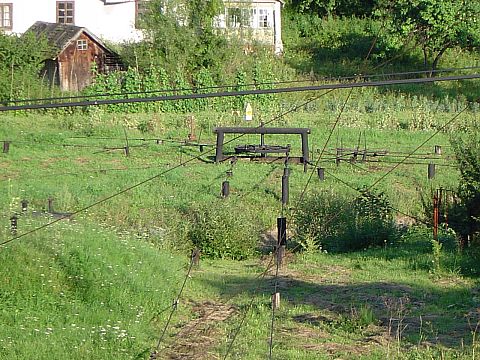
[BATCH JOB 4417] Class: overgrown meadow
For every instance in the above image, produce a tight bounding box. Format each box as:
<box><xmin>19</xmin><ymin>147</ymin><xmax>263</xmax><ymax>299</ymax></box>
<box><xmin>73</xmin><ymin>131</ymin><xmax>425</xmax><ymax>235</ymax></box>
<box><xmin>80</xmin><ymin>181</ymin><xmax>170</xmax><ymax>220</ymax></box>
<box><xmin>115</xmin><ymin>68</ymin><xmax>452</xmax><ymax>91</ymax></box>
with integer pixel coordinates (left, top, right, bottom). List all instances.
<box><xmin>1</xmin><ymin>81</ymin><xmax>480</xmax><ymax>358</ymax></box>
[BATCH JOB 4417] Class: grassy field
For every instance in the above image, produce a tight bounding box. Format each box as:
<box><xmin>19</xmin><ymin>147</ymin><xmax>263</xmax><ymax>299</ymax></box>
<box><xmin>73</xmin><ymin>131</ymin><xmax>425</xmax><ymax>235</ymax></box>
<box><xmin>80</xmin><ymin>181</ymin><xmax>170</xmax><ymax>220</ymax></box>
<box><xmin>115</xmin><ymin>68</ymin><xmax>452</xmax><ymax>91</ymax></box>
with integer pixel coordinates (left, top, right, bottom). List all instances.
<box><xmin>0</xmin><ymin>94</ymin><xmax>479</xmax><ymax>359</ymax></box>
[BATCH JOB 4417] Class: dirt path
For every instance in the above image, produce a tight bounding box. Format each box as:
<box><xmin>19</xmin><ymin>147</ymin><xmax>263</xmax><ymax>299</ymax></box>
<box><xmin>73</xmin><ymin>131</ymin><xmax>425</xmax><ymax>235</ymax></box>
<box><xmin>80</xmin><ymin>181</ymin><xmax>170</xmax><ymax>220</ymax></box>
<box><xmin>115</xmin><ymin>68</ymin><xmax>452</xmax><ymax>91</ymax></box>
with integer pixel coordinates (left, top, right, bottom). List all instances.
<box><xmin>160</xmin><ymin>301</ymin><xmax>236</xmax><ymax>360</ymax></box>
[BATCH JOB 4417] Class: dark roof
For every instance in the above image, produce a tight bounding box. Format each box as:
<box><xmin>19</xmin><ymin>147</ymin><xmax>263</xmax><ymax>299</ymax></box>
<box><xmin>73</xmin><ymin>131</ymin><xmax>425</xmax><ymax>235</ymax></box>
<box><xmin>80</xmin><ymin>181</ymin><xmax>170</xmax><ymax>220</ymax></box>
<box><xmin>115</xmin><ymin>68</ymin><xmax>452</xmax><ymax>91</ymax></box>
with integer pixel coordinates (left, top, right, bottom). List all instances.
<box><xmin>26</xmin><ymin>21</ymin><xmax>112</xmax><ymax>59</ymax></box>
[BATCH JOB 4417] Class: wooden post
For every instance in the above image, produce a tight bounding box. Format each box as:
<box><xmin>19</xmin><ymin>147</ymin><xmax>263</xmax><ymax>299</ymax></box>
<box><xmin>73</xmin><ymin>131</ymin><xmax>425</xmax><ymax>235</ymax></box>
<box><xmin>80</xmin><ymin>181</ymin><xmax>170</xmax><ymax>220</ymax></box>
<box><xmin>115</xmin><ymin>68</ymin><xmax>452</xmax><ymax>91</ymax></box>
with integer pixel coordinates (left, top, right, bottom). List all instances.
<box><xmin>428</xmin><ymin>163</ymin><xmax>436</xmax><ymax>179</ymax></box>
<box><xmin>277</xmin><ymin>217</ymin><xmax>287</xmax><ymax>268</ymax></box>
<box><xmin>3</xmin><ymin>141</ymin><xmax>10</xmax><ymax>154</ymax></box>
<box><xmin>21</xmin><ymin>200</ymin><xmax>28</xmax><ymax>212</ymax></box>
<box><xmin>272</xmin><ymin>292</ymin><xmax>280</xmax><ymax>310</ymax></box>
<box><xmin>222</xmin><ymin>181</ymin><xmax>230</xmax><ymax>198</ymax></box>
<box><xmin>123</xmin><ymin>128</ymin><xmax>130</xmax><ymax>157</ymax></box>
<box><xmin>10</xmin><ymin>214</ymin><xmax>18</xmax><ymax>235</ymax></box>
<box><xmin>192</xmin><ymin>248</ymin><xmax>201</xmax><ymax>267</ymax></box>
<box><xmin>317</xmin><ymin>167</ymin><xmax>325</xmax><ymax>181</ymax></box>
<box><xmin>281</xmin><ymin>175</ymin><xmax>289</xmax><ymax>206</ymax></box>
<box><xmin>48</xmin><ymin>198</ymin><xmax>54</xmax><ymax>213</ymax></box>
<box><xmin>434</xmin><ymin>145</ymin><xmax>442</xmax><ymax>155</ymax></box>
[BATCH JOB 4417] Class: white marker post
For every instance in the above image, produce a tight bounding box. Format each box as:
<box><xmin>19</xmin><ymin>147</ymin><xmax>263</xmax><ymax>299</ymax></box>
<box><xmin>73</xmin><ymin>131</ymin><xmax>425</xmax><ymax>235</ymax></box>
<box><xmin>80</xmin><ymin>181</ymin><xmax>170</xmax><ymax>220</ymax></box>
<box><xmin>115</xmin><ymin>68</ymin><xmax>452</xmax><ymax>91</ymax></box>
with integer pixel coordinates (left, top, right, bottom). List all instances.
<box><xmin>244</xmin><ymin>103</ymin><xmax>253</xmax><ymax>121</ymax></box>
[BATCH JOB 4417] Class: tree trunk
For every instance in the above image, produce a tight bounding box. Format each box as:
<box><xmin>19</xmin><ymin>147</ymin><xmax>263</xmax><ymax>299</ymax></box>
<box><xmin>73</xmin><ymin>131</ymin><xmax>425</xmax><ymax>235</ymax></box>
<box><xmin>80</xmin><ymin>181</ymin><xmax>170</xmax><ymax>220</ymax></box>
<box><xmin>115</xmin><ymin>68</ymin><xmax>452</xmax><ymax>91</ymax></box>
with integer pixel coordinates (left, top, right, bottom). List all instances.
<box><xmin>431</xmin><ymin>44</ymin><xmax>451</xmax><ymax>77</ymax></box>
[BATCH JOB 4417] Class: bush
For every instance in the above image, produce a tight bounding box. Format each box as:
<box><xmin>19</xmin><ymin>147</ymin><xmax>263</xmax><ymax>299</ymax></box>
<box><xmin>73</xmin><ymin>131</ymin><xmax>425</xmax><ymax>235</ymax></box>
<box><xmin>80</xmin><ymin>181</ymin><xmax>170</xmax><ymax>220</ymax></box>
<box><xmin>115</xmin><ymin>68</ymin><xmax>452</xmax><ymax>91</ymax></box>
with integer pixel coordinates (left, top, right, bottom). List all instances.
<box><xmin>293</xmin><ymin>188</ymin><xmax>397</xmax><ymax>252</ymax></box>
<box><xmin>450</xmin><ymin>130</ymin><xmax>480</xmax><ymax>244</ymax></box>
<box><xmin>187</xmin><ymin>201</ymin><xmax>262</xmax><ymax>259</ymax></box>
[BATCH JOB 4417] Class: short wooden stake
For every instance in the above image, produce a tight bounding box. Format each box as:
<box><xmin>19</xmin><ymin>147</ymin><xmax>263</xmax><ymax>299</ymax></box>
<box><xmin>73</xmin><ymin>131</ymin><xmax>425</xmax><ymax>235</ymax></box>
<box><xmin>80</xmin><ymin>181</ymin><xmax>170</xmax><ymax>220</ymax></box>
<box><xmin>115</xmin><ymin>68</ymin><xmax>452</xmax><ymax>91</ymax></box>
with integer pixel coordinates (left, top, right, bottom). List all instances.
<box><xmin>272</xmin><ymin>292</ymin><xmax>280</xmax><ymax>310</ymax></box>
<box><xmin>222</xmin><ymin>181</ymin><xmax>230</xmax><ymax>198</ymax></box>
<box><xmin>317</xmin><ymin>167</ymin><xmax>325</xmax><ymax>181</ymax></box>
<box><xmin>3</xmin><ymin>141</ymin><xmax>10</xmax><ymax>154</ymax></box>
<box><xmin>124</xmin><ymin>146</ymin><xmax>130</xmax><ymax>157</ymax></box>
<box><xmin>192</xmin><ymin>248</ymin><xmax>201</xmax><ymax>267</ymax></box>
<box><xmin>48</xmin><ymin>198</ymin><xmax>54</xmax><ymax>213</ymax></box>
<box><xmin>10</xmin><ymin>214</ymin><xmax>18</xmax><ymax>235</ymax></box>
<box><xmin>434</xmin><ymin>145</ymin><xmax>442</xmax><ymax>155</ymax></box>
<box><xmin>428</xmin><ymin>163</ymin><xmax>436</xmax><ymax>179</ymax></box>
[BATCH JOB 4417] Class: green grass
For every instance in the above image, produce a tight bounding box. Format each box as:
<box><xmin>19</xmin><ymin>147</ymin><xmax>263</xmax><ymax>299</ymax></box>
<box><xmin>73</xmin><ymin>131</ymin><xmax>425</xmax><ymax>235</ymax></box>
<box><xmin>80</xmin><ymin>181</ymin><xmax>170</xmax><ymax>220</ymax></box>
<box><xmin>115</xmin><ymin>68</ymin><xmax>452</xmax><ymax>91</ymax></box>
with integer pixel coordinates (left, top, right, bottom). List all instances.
<box><xmin>0</xmin><ymin>103</ymin><xmax>478</xmax><ymax>358</ymax></box>
<box><xmin>0</xmin><ymin>219</ymin><xmax>187</xmax><ymax>359</ymax></box>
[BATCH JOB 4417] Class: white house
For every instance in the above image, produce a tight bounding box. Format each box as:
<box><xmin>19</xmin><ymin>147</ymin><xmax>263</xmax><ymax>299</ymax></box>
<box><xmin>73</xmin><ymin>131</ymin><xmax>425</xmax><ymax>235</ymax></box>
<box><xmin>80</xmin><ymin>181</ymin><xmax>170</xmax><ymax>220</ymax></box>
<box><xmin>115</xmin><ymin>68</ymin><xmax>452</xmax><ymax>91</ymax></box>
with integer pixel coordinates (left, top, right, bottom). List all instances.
<box><xmin>0</xmin><ymin>0</ymin><xmax>145</xmax><ymax>43</ymax></box>
<box><xmin>0</xmin><ymin>0</ymin><xmax>283</xmax><ymax>52</ymax></box>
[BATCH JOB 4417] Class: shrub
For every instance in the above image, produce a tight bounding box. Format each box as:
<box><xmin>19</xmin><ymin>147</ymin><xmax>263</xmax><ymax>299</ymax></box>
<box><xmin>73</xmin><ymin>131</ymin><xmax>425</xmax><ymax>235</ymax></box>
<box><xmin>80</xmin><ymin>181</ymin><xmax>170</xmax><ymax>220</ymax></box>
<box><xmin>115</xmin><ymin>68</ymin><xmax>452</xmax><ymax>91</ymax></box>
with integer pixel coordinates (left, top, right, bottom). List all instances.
<box><xmin>187</xmin><ymin>201</ymin><xmax>262</xmax><ymax>259</ymax></box>
<box><xmin>449</xmin><ymin>130</ymin><xmax>480</xmax><ymax>245</ymax></box>
<box><xmin>293</xmin><ymin>188</ymin><xmax>397</xmax><ymax>252</ymax></box>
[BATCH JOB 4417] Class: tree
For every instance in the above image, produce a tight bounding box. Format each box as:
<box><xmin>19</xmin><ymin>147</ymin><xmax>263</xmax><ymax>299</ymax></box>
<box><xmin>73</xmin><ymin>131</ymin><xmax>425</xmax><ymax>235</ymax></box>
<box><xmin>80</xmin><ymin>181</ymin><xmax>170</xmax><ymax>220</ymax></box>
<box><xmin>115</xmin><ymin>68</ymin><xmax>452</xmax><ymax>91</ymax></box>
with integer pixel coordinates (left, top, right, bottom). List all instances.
<box><xmin>376</xmin><ymin>0</ymin><xmax>480</xmax><ymax>73</ymax></box>
<box><xmin>128</xmin><ymin>0</ymin><xmax>228</xmax><ymax>73</ymax></box>
<box><xmin>286</xmin><ymin>0</ymin><xmax>377</xmax><ymax>18</ymax></box>
<box><xmin>451</xmin><ymin>130</ymin><xmax>480</xmax><ymax>245</ymax></box>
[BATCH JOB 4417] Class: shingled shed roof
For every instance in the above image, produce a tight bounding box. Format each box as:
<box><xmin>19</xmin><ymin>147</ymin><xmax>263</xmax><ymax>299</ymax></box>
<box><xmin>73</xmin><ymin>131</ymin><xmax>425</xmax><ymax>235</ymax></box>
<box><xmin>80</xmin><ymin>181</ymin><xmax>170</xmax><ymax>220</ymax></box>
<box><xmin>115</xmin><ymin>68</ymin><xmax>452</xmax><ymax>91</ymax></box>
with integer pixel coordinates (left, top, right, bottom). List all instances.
<box><xmin>26</xmin><ymin>21</ymin><xmax>112</xmax><ymax>59</ymax></box>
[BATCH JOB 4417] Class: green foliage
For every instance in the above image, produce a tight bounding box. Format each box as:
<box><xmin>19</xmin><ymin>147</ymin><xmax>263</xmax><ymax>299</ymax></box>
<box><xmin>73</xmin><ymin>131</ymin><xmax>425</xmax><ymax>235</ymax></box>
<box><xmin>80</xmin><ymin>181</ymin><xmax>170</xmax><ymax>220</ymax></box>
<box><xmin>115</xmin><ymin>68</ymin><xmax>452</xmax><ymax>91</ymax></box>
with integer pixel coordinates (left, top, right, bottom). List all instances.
<box><xmin>286</xmin><ymin>0</ymin><xmax>378</xmax><ymax>18</ymax></box>
<box><xmin>0</xmin><ymin>32</ymin><xmax>52</xmax><ymax>103</ymax></box>
<box><xmin>375</xmin><ymin>0</ymin><xmax>480</xmax><ymax>71</ymax></box>
<box><xmin>187</xmin><ymin>201</ymin><xmax>262</xmax><ymax>260</ymax></box>
<box><xmin>450</xmin><ymin>129</ymin><xmax>480</xmax><ymax>242</ymax></box>
<box><xmin>293</xmin><ymin>188</ymin><xmax>397</xmax><ymax>252</ymax></box>
<box><xmin>430</xmin><ymin>238</ymin><xmax>443</xmax><ymax>274</ymax></box>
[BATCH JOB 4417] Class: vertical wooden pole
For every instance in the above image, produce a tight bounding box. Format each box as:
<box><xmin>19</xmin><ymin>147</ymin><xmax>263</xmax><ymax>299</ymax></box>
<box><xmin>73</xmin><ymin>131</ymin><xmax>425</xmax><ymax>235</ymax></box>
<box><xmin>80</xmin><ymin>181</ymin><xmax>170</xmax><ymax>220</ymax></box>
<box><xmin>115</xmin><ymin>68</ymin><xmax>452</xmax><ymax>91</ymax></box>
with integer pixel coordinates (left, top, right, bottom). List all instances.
<box><xmin>271</xmin><ymin>292</ymin><xmax>280</xmax><ymax>310</ymax></box>
<box><xmin>3</xmin><ymin>141</ymin><xmax>10</xmax><ymax>154</ymax></box>
<box><xmin>281</xmin><ymin>175</ymin><xmax>289</xmax><ymax>206</ymax></box>
<box><xmin>222</xmin><ymin>181</ymin><xmax>230</xmax><ymax>198</ymax></box>
<box><xmin>277</xmin><ymin>217</ymin><xmax>287</xmax><ymax>268</ymax></box>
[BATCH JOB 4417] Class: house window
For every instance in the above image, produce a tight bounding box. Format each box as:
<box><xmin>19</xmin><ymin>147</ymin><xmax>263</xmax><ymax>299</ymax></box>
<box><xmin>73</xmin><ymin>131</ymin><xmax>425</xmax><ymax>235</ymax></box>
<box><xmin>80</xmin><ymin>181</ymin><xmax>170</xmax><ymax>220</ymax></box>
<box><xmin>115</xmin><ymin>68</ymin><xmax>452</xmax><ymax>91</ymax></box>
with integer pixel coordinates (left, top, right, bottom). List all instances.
<box><xmin>227</xmin><ymin>7</ymin><xmax>252</xmax><ymax>28</ymax></box>
<box><xmin>57</xmin><ymin>1</ymin><xmax>74</xmax><ymax>25</ymax></box>
<box><xmin>77</xmin><ymin>39</ymin><xmax>87</xmax><ymax>51</ymax></box>
<box><xmin>258</xmin><ymin>9</ymin><xmax>270</xmax><ymax>28</ymax></box>
<box><xmin>135</xmin><ymin>0</ymin><xmax>149</xmax><ymax>29</ymax></box>
<box><xmin>0</xmin><ymin>3</ymin><xmax>12</xmax><ymax>30</ymax></box>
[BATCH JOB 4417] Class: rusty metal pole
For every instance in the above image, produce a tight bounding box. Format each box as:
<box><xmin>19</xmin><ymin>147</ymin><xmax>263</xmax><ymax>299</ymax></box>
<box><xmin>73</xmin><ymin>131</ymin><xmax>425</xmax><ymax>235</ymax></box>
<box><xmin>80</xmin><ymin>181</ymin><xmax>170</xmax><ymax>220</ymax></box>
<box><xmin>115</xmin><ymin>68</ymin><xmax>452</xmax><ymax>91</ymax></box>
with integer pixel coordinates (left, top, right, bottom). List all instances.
<box><xmin>433</xmin><ymin>191</ymin><xmax>439</xmax><ymax>242</ymax></box>
<box><xmin>444</xmin><ymin>190</ymin><xmax>449</xmax><ymax>229</ymax></box>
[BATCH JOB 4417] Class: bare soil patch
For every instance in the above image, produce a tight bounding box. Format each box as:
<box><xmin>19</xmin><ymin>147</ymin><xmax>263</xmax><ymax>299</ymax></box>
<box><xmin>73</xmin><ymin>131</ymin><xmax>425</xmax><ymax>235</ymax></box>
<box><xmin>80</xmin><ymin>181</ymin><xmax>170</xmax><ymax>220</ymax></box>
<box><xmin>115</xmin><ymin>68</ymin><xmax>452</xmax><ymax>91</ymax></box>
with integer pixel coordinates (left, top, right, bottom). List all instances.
<box><xmin>160</xmin><ymin>300</ymin><xmax>236</xmax><ymax>360</ymax></box>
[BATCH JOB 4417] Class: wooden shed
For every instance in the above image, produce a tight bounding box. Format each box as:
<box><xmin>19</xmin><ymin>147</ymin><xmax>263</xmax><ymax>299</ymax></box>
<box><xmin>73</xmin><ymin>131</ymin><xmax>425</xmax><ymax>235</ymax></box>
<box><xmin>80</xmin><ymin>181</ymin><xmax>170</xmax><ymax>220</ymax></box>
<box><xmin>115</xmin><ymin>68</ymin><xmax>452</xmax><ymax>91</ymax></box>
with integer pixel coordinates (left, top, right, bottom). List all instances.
<box><xmin>27</xmin><ymin>21</ymin><xmax>124</xmax><ymax>92</ymax></box>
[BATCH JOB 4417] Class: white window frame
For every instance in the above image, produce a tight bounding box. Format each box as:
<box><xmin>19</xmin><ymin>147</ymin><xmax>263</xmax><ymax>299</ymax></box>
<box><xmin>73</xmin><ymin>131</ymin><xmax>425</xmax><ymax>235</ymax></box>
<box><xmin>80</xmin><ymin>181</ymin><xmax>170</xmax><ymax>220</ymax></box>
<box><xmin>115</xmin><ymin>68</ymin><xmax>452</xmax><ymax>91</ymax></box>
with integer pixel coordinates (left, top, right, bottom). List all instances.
<box><xmin>77</xmin><ymin>39</ymin><xmax>88</xmax><ymax>51</ymax></box>
<box><xmin>257</xmin><ymin>8</ymin><xmax>271</xmax><ymax>28</ymax></box>
<box><xmin>0</xmin><ymin>3</ymin><xmax>12</xmax><ymax>30</ymax></box>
